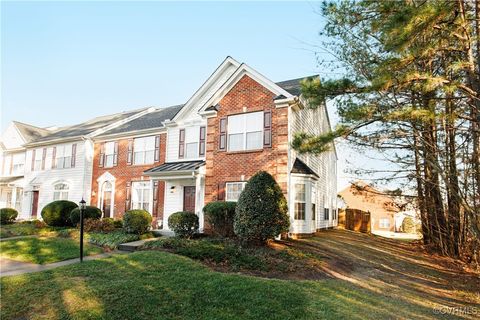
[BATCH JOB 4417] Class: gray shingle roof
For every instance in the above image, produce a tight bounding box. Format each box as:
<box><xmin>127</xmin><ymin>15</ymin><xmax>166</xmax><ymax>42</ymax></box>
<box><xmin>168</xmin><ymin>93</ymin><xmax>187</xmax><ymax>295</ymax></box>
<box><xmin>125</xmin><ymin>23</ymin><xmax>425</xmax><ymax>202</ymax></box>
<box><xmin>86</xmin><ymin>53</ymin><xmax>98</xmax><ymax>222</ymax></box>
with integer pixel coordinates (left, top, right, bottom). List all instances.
<box><xmin>276</xmin><ymin>75</ymin><xmax>317</xmax><ymax>96</ymax></box>
<box><xmin>144</xmin><ymin>160</ymin><xmax>205</xmax><ymax>174</ymax></box>
<box><xmin>13</xmin><ymin>121</ymin><xmax>50</xmax><ymax>143</ymax></box>
<box><xmin>100</xmin><ymin>104</ymin><xmax>183</xmax><ymax>136</ymax></box>
<box><xmin>31</xmin><ymin>109</ymin><xmax>144</xmax><ymax>143</ymax></box>
<box><xmin>291</xmin><ymin>158</ymin><xmax>319</xmax><ymax>178</ymax></box>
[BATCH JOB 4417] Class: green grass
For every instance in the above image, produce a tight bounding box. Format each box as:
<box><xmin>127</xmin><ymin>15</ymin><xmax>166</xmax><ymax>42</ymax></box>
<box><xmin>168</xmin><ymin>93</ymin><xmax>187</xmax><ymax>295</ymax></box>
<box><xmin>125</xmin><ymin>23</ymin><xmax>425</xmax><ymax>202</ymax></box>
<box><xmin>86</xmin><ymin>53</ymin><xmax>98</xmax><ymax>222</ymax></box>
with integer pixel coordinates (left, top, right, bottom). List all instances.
<box><xmin>88</xmin><ymin>230</ymin><xmax>153</xmax><ymax>249</ymax></box>
<box><xmin>0</xmin><ymin>237</ymin><xmax>103</xmax><ymax>264</ymax></box>
<box><xmin>0</xmin><ymin>251</ymin><xmax>456</xmax><ymax>320</ymax></box>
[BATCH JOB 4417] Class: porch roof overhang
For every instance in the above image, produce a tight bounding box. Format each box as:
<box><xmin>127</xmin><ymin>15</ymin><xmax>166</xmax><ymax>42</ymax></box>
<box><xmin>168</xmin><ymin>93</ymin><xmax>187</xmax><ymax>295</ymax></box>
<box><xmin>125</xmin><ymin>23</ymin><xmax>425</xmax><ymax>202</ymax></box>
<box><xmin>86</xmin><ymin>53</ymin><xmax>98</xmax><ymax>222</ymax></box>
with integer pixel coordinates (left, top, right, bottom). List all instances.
<box><xmin>291</xmin><ymin>158</ymin><xmax>319</xmax><ymax>179</ymax></box>
<box><xmin>144</xmin><ymin>160</ymin><xmax>205</xmax><ymax>180</ymax></box>
<box><xmin>0</xmin><ymin>176</ymin><xmax>24</xmax><ymax>187</ymax></box>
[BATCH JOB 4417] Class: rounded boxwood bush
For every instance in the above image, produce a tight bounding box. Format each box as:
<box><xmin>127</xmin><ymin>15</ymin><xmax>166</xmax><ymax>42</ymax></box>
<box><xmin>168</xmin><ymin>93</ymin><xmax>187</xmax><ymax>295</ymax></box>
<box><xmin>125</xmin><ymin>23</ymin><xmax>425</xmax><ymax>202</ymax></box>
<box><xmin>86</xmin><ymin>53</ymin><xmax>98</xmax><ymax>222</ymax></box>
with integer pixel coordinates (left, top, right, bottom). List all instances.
<box><xmin>234</xmin><ymin>171</ymin><xmax>290</xmax><ymax>244</ymax></box>
<box><xmin>401</xmin><ymin>217</ymin><xmax>416</xmax><ymax>233</ymax></box>
<box><xmin>168</xmin><ymin>211</ymin><xmax>199</xmax><ymax>238</ymax></box>
<box><xmin>69</xmin><ymin>206</ymin><xmax>102</xmax><ymax>226</ymax></box>
<box><xmin>0</xmin><ymin>208</ymin><xmax>18</xmax><ymax>224</ymax></box>
<box><xmin>41</xmin><ymin>200</ymin><xmax>78</xmax><ymax>226</ymax></box>
<box><xmin>123</xmin><ymin>210</ymin><xmax>152</xmax><ymax>234</ymax></box>
<box><xmin>203</xmin><ymin>201</ymin><xmax>236</xmax><ymax>237</ymax></box>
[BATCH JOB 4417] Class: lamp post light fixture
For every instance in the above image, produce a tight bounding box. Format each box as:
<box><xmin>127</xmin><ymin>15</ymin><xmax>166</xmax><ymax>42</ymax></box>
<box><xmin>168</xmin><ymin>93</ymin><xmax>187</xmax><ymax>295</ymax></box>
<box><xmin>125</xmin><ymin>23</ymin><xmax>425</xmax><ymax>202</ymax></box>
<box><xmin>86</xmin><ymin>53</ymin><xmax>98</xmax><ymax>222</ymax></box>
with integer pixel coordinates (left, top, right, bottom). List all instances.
<box><xmin>79</xmin><ymin>198</ymin><xmax>87</xmax><ymax>263</ymax></box>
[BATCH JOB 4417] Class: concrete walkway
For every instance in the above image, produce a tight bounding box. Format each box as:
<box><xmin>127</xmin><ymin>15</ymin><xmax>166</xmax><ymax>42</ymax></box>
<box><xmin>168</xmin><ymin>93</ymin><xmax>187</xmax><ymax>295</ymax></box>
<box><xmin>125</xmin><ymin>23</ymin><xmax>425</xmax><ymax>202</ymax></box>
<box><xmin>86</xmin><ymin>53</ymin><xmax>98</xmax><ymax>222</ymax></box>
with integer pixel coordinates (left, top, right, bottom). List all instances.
<box><xmin>0</xmin><ymin>251</ymin><xmax>128</xmax><ymax>277</ymax></box>
<box><xmin>118</xmin><ymin>237</ymin><xmax>158</xmax><ymax>252</ymax></box>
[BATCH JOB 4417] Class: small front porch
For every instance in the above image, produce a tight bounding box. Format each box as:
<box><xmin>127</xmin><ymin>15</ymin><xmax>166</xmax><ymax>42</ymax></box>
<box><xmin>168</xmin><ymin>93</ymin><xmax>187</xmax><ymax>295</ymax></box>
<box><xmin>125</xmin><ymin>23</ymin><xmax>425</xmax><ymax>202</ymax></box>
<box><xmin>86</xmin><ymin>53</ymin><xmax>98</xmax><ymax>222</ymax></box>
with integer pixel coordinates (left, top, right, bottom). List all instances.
<box><xmin>0</xmin><ymin>176</ymin><xmax>24</xmax><ymax>215</ymax></box>
<box><xmin>144</xmin><ymin>161</ymin><xmax>206</xmax><ymax>232</ymax></box>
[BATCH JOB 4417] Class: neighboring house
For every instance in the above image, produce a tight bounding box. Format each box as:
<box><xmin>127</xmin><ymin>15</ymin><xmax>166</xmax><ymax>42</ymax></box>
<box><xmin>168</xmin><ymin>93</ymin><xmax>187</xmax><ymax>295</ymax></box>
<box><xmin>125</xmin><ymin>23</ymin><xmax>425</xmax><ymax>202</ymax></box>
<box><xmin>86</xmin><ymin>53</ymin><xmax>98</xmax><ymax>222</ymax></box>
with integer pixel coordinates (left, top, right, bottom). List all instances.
<box><xmin>1</xmin><ymin>56</ymin><xmax>337</xmax><ymax>237</ymax></box>
<box><xmin>0</xmin><ymin>122</ymin><xmax>50</xmax><ymax>213</ymax></box>
<box><xmin>338</xmin><ymin>181</ymin><xmax>398</xmax><ymax>232</ymax></box>
<box><xmin>16</xmin><ymin>108</ymin><xmax>154</xmax><ymax>219</ymax></box>
<box><xmin>90</xmin><ymin>105</ymin><xmax>183</xmax><ymax>227</ymax></box>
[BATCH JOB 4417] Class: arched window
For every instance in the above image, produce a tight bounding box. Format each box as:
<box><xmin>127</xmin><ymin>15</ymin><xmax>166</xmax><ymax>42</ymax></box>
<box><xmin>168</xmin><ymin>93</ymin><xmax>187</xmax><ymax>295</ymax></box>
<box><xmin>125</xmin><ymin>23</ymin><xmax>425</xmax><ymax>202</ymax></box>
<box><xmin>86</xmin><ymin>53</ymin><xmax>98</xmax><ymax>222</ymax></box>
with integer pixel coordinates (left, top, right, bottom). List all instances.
<box><xmin>53</xmin><ymin>183</ymin><xmax>69</xmax><ymax>201</ymax></box>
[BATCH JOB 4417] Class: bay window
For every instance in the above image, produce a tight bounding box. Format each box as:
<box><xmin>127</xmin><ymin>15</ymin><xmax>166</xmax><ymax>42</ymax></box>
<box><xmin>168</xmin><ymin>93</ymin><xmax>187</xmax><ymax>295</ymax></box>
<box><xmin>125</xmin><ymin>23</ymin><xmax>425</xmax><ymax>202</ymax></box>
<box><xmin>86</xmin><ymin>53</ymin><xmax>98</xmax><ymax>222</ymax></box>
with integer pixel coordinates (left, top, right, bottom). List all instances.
<box><xmin>133</xmin><ymin>136</ymin><xmax>155</xmax><ymax>165</ymax></box>
<box><xmin>225</xmin><ymin>182</ymin><xmax>247</xmax><ymax>201</ymax></box>
<box><xmin>131</xmin><ymin>181</ymin><xmax>151</xmax><ymax>211</ymax></box>
<box><xmin>228</xmin><ymin>111</ymin><xmax>263</xmax><ymax>151</ymax></box>
<box><xmin>294</xmin><ymin>183</ymin><xmax>306</xmax><ymax>220</ymax></box>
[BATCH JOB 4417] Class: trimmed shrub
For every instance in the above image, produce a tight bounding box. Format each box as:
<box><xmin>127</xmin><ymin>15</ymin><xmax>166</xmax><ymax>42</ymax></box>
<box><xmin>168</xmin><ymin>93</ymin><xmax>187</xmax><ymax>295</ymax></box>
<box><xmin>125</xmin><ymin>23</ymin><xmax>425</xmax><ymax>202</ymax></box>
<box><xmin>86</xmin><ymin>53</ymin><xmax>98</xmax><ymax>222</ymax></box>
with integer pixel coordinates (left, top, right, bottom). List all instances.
<box><xmin>203</xmin><ymin>201</ymin><xmax>236</xmax><ymax>237</ymax></box>
<box><xmin>113</xmin><ymin>219</ymin><xmax>123</xmax><ymax>229</ymax></box>
<box><xmin>234</xmin><ymin>171</ymin><xmax>290</xmax><ymax>244</ymax></box>
<box><xmin>168</xmin><ymin>211</ymin><xmax>199</xmax><ymax>238</ymax></box>
<box><xmin>83</xmin><ymin>218</ymin><xmax>115</xmax><ymax>233</ymax></box>
<box><xmin>0</xmin><ymin>208</ymin><xmax>18</xmax><ymax>224</ymax></box>
<box><xmin>123</xmin><ymin>210</ymin><xmax>152</xmax><ymax>235</ymax></box>
<box><xmin>401</xmin><ymin>217</ymin><xmax>416</xmax><ymax>233</ymax></box>
<box><xmin>41</xmin><ymin>200</ymin><xmax>78</xmax><ymax>227</ymax></box>
<box><xmin>69</xmin><ymin>206</ymin><xmax>102</xmax><ymax>226</ymax></box>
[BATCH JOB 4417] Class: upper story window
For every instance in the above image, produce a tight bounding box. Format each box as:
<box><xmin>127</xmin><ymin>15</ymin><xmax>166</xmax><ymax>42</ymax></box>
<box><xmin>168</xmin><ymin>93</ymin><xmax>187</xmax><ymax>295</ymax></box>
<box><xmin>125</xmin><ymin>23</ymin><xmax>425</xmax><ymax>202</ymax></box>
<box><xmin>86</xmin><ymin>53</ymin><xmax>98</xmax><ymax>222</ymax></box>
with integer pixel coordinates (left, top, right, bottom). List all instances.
<box><xmin>53</xmin><ymin>183</ymin><xmax>69</xmax><ymax>200</ymax></box>
<box><xmin>179</xmin><ymin>126</ymin><xmax>206</xmax><ymax>160</ymax></box>
<box><xmin>131</xmin><ymin>181</ymin><xmax>151</xmax><ymax>211</ymax></box>
<box><xmin>104</xmin><ymin>142</ymin><xmax>116</xmax><ymax>167</ymax></box>
<box><xmin>32</xmin><ymin>149</ymin><xmax>43</xmax><ymax>171</ymax></box>
<box><xmin>227</xmin><ymin>111</ymin><xmax>263</xmax><ymax>151</ymax></box>
<box><xmin>55</xmin><ymin>144</ymin><xmax>76</xmax><ymax>169</ymax></box>
<box><xmin>225</xmin><ymin>182</ymin><xmax>247</xmax><ymax>202</ymax></box>
<box><xmin>12</xmin><ymin>153</ymin><xmax>25</xmax><ymax>175</ymax></box>
<box><xmin>294</xmin><ymin>183</ymin><xmax>306</xmax><ymax>220</ymax></box>
<box><xmin>133</xmin><ymin>136</ymin><xmax>155</xmax><ymax>165</ymax></box>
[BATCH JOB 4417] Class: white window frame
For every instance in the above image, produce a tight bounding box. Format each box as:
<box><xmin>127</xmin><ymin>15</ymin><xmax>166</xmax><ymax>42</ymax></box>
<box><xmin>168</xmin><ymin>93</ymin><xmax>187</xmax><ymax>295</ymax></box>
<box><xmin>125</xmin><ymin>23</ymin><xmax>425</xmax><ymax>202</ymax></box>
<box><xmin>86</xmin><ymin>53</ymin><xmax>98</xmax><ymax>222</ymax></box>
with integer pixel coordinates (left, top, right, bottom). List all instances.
<box><xmin>12</xmin><ymin>153</ymin><xmax>25</xmax><ymax>175</ymax></box>
<box><xmin>104</xmin><ymin>142</ymin><xmax>116</xmax><ymax>168</ymax></box>
<box><xmin>311</xmin><ymin>185</ymin><xmax>317</xmax><ymax>221</ymax></box>
<box><xmin>131</xmin><ymin>181</ymin><xmax>151</xmax><ymax>211</ymax></box>
<box><xmin>56</xmin><ymin>144</ymin><xmax>72</xmax><ymax>169</ymax></box>
<box><xmin>379</xmin><ymin>218</ymin><xmax>390</xmax><ymax>228</ymax></box>
<box><xmin>227</xmin><ymin>111</ymin><xmax>263</xmax><ymax>152</ymax></box>
<box><xmin>225</xmin><ymin>182</ymin><xmax>247</xmax><ymax>202</ymax></box>
<box><xmin>184</xmin><ymin>127</ymin><xmax>199</xmax><ymax>159</ymax></box>
<box><xmin>133</xmin><ymin>136</ymin><xmax>155</xmax><ymax>165</ymax></box>
<box><xmin>53</xmin><ymin>183</ymin><xmax>69</xmax><ymax>201</ymax></box>
<box><xmin>294</xmin><ymin>183</ymin><xmax>306</xmax><ymax>220</ymax></box>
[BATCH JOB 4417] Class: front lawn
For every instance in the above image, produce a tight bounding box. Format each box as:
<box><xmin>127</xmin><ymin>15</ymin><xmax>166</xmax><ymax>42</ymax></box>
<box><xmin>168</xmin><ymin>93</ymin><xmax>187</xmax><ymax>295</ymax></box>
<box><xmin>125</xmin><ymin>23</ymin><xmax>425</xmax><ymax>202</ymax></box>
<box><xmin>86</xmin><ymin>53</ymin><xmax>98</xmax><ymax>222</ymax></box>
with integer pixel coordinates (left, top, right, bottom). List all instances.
<box><xmin>0</xmin><ymin>222</ymin><xmax>57</xmax><ymax>239</ymax></box>
<box><xmin>0</xmin><ymin>237</ymin><xmax>103</xmax><ymax>264</ymax></box>
<box><xmin>0</xmin><ymin>251</ymin><xmax>458</xmax><ymax>320</ymax></box>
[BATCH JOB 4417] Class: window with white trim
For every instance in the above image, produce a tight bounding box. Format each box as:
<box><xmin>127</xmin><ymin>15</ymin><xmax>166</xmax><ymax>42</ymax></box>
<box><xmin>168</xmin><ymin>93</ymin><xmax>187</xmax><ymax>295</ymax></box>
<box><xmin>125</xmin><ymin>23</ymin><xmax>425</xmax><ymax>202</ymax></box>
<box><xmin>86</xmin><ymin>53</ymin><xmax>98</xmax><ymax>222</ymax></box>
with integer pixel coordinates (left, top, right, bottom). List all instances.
<box><xmin>228</xmin><ymin>111</ymin><xmax>263</xmax><ymax>151</ymax></box>
<box><xmin>311</xmin><ymin>185</ymin><xmax>317</xmax><ymax>221</ymax></box>
<box><xmin>56</xmin><ymin>144</ymin><xmax>72</xmax><ymax>169</ymax></box>
<box><xmin>12</xmin><ymin>153</ymin><xmax>25</xmax><ymax>175</ymax></box>
<box><xmin>133</xmin><ymin>136</ymin><xmax>155</xmax><ymax>165</ymax></box>
<box><xmin>294</xmin><ymin>183</ymin><xmax>306</xmax><ymax>220</ymax></box>
<box><xmin>379</xmin><ymin>218</ymin><xmax>390</xmax><ymax>228</ymax></box>
<box><xmin>32</xmin><ymin>149</ymin><xmax>42</xmax><ymax>171</ymax></box>
<box><xmin>225</xmin><ymin>182</ymin><xmax>247</xmax><ymax>201</ymax></box>
<box><xmin>184</xmin><ymin>127</ymin><xmax>199</xmax><ymax>159</ymax></box>
<box><xmin>131</xmin><ymin>181</ymin><xmax>151</xmax><ymax>211</ymax></box>
<box><xmin>53</xmin><ymin>183</ymin><xmax>69</xmax><ymax>200</ymax></box>
<box><xmin>324</xmin><ymin>208</ymin><xmax>330</xmax><ymax>220</ymax></box>
<box><xmin>104</xmin><ymin>142</ymin><xmax>116</xmax><ymax>167</ymax></box>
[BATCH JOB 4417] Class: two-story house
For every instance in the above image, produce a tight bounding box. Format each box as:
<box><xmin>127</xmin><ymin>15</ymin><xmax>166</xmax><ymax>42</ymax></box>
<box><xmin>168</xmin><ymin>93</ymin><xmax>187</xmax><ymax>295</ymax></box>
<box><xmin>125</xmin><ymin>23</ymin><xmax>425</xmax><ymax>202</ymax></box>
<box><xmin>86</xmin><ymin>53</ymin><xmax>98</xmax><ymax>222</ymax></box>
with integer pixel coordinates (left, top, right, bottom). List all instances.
<box><xmin>141</xmin><ymin>57</ymin><xmax>338</xmax><ymax>237</ymax></box>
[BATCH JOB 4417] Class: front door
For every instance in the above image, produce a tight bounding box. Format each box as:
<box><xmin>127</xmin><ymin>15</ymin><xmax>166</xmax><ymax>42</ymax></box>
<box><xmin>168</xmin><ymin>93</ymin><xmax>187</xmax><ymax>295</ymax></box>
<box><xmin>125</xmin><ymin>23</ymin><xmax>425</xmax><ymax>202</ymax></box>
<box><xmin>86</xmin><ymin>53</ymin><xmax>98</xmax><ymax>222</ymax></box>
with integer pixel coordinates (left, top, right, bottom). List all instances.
<box><xmin>101</xmin><ymin>181</ymin><xmax>113</xmax><ymax>218</ymax></box>
<box><xmin>32</xmin><ymin>191</ymin><xmax>39</xmax><ymax>218</ymax></box>
<box><xmin>183</xmin><ymin>186</ymin><xmax>196</xmax><ymax>212</ymax></box>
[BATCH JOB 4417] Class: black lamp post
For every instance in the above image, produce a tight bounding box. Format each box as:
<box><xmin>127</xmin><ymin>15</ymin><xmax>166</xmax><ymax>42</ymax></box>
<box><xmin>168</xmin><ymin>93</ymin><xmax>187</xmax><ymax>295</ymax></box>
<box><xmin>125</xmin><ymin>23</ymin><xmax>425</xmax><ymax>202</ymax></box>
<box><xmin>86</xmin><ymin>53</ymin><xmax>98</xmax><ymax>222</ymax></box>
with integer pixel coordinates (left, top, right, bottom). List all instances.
<box><xmin>79</xmin><ymin>198</ymin><xmax>86</xmax><ymax>262</ymax></box>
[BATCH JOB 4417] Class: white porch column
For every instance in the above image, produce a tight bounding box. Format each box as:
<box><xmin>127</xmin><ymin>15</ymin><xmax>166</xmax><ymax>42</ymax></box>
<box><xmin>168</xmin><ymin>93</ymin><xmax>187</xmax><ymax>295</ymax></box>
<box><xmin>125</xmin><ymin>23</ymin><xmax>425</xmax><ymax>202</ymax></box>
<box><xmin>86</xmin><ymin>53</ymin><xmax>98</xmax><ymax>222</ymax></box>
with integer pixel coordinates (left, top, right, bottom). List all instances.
<box><xmin>11</xmin><ymin>186</ymin><xmax>17</xmax><ymax>212</ymax></box>
<box><xmin>195</xmin><ymin>174</ymin><xmax>204</xmax><ymax>232</ymax></box>
<box><xmin>148</xmin><ymin>179</ymin><xmax>154</xmax><ymax>216</ymax></box>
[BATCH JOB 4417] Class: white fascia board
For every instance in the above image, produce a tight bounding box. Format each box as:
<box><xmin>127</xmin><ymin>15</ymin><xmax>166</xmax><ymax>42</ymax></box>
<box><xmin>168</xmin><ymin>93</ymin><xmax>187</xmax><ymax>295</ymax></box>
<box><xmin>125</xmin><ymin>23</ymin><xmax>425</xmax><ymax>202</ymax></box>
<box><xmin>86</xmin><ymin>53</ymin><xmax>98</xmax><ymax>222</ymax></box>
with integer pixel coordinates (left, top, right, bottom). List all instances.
<box><xmin>199</xmin><ymin>63</ymin><xmax>294</xmax><ymax>113</ymax></box>
<box><xmin>171</xmin><ymin>56</ymin><xmax>241</xmax><ymax>123</ymax></box>
<box><xmin>86</xmin><ymin>107</ymin><xmax>154</xmax><ymax>139</ymax></box>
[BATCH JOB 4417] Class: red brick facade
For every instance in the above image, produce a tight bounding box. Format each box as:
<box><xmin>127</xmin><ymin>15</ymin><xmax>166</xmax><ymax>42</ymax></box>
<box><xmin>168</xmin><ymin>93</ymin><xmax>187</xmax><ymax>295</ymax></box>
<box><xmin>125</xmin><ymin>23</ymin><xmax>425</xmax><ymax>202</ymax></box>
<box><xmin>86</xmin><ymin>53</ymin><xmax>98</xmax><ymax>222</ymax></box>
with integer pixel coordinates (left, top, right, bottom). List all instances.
<box><xmin>205</xmin><ymin>75</ymin><xmax>289</xmax><ymax>203</ymax></box>
<box><xmin>90</xmin><ymin>134</ymin><xmax>166</xmax><ymax>226</ymax></box>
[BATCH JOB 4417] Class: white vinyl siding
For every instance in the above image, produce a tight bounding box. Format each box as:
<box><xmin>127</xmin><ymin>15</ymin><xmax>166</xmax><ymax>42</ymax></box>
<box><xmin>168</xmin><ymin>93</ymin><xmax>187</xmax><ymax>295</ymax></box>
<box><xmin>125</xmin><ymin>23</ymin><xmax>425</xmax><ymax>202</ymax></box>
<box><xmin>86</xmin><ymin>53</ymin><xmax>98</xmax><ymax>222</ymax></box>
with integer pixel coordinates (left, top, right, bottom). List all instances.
<box><xmin>133</xmin><ymin>136</ymin><xmax>155</xmax><ymax>165</ymax></box>
<box><xmin>104</xmin><ymin>142</ymin><xmax>116</xmax><ymax>168</ymax></box>
<box><xmin>131</xmin><ymin>181</ymin><xmax>151</xmax><ymax>211</ymax></box>
<box><xmin>55</xmin><ymin>144</ymin><xmax>73</xmax><ymax>169</ymax></box>
<box><xmin>53</xmin><ymin>183</ymin><xmax>69</xmax><ymax>200</ymax></box>
<box><xmin>225</xmin><ymin>182</ymin><xmax>246</xmax><ymax>201</ymax></box>
<box><xmin>228</xmin><ymin>111</ymin><xmax>263</xmax><ymax>151</ymax></box>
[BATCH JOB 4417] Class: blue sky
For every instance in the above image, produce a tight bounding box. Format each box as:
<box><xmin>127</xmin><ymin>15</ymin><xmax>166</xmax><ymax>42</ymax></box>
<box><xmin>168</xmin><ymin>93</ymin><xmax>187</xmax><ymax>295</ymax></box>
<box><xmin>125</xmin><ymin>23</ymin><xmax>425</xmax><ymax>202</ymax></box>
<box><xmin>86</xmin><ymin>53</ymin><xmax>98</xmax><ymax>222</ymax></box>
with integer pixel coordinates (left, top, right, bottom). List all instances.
<box><xmin>1</xmin><ymin>1</ymin><xmax>393</xmax><ymax>189</ymax></box>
